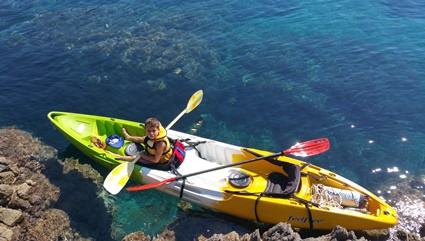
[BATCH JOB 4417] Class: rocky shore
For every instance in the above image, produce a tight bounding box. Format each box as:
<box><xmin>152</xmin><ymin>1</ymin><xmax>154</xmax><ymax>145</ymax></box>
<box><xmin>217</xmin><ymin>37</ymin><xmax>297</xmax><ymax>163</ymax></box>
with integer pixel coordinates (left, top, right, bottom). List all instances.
<box><xmin>0</xmin><ymin>128</ymin><xmax>90</xmax><ymax>240</ymax></box>
<box><xmin>0</xmin><ymin>127</ymin><xmax>424</xmax><ymax>241</ymax></box>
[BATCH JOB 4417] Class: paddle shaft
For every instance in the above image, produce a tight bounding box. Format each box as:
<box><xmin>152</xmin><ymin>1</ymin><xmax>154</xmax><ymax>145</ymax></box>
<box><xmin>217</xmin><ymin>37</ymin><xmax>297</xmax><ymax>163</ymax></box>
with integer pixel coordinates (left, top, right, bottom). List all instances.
<box><xmin>127</xmin><ymin>151</ymin><xmax>284</xmax><ymax>191</ymax></box>
<box><xmin>126</xmin><ymin>137</ymin><xmax>330</xmax><ymax>192</ymax></box>
<box><xmin>173</xmin><ymin>139</ymin><xmax>329</xmax><ymax>179</ymax></box>
<box><xmin>165</xmin><ymin>90</ymin><xmax>203</xmax><ymax>130</ymax></box>
<box><xmin>176</xmin><ymin>152</ymin><xmax>282</xmax><ymax>180</ymax></box>
<box><xmin>165</xmin><ymin>109</ymin><xmax>185</xmax><ymax>130</ymax></box>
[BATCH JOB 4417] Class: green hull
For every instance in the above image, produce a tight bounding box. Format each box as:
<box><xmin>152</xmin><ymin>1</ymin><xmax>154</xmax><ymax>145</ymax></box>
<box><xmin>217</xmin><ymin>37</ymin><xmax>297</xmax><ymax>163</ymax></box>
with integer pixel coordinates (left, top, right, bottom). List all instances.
<box><xmin>48</xmin><ymin>111</ymin><xmax>145</xmax><ymax>181</ymax></box>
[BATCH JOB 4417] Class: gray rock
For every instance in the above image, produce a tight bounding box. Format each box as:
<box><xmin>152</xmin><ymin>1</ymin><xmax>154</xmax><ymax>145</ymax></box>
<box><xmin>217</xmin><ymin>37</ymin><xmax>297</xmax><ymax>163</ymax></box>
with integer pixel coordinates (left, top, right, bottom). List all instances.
<box><xmin>355</xmin><ymin>229</ymin><xmax>389</xmax><ymax>240</ymax></box>
<box><xmin>7</xmin><ymin>164</ymin><xmax>20</xmax><ymax>175</ymax></box>
<box><xmin>329</xmin><ymin>226</ymin><xmax>355</xmax><ymax>241</ymax></box>
<box><xmin>0</xmin><ymin>184</ymin><xmax>13</xmax><ymax>206</ymax></box>
<box><xmin>153</xmin><ymin>229</ymin><xmax>175</xmax><ymax>241</ymax></box>
<box><xmin>262</xmin><ymin>223</ymin><xmax>302</xmax><ymax>241</ymax></box>
<box><xmin>0</xmin><ymin>156</ymin><xmax>10</xmax><ymax>165</ymax></box>
<box><xmin>25</xmin><ymin>179</ymin><xmax>36</xmax><ymax>186</ymax></box>
<box><xmin>122</xmin><ymin>231</ymin><xmax>151</xmax><ymax>241</ymax></box>
<box><xmin>204</xmin><ymin>231</ymin><xmax>240</xmax><ymax>241</ymax></box>
<box><xmin>9</xmin><ymin>196</ymin><xmax>32</xmax><ymax>210</ymax></box>
<box><xmin>0</xmin><ymin>164</ymin><xmax>7</xmax><ymax>172</ymax></box>
<box><xmin>393</xmin><ymin>229</ymin><xmax>424</xmax><ymax>241</ymax></box>
<box><xmin>15</xmin><ymin>182</ymin><xmax>32</xmax><ymax>199</ymax></box>
<box><xmin>240</xmin><ymin>233</ymin><xmax>253</xmax><ymax>241</ymax></box>
<box><xmin>248</xmin><ymin>229</ymin><xmax>262</xmax><ymax>241</ymax></box>
<box><xmin>0</xmin><ymin>207</ymin><xmax>23</xmax><ymax>226</ymax></box>
<box><xmin>0</xmin><ymin>171</ymin><xmax>15</xmax><ymax>184</ymax></box>
<box><xmin>0</xmin><ymin>184</ymin><xmax>13</xmax><ymax>198</ymax></box>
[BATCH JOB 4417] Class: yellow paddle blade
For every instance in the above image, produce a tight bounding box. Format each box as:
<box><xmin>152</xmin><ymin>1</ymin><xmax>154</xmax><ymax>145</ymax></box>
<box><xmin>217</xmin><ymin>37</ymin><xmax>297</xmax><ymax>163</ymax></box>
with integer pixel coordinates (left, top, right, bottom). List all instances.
<box><xmin>103</xmin><ymin>161</ymin><xmax>136</xmax><ymax>195</ymax></box>
<box><xmin>185</xmin><ymin>90</ymin><xmax>203</xmax><ymax>113</ymax></box>
<box><xmin>111</xmin><ymin>163</ymin><xmax>125</xmax><ymax>175</ymax></box>
<box><xmin>118</xmin><ymin>176</ymin><xmax>130</xmax><ymax>186</ymax></box>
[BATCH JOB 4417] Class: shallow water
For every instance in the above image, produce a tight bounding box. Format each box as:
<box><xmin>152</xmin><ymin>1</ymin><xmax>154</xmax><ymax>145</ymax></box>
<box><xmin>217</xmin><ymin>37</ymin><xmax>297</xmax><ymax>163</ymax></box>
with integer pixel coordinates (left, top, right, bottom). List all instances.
<box><xmin>1</xmin><ymin>0</ymin><xmax>425</xmax><ymax>239</ymax></box>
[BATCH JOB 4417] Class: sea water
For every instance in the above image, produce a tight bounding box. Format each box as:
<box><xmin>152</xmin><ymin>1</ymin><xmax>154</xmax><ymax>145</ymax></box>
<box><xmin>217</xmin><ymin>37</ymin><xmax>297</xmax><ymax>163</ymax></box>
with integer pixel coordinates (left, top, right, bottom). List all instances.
<box><xmin>1</xmin><ymin>0</ymin><xmax>425</xmax><ymax>239</ymax></box>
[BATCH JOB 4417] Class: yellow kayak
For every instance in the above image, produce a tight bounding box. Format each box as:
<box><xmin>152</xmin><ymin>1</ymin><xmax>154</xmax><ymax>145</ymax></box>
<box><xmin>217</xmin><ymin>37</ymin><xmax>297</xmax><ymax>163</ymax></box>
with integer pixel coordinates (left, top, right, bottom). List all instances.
<box><xmin>48</xmin><ymin>111</ymin><xmax>397</xmax><ymax>230</ymax></box>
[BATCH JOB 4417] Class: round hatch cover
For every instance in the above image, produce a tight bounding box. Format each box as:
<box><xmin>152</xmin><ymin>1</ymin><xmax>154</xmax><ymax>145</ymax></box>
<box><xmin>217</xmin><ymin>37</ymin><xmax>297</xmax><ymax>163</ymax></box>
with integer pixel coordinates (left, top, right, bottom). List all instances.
<box><xmin>228</xmin><ymin>170</ymin><xmax>251</xmax><ymax>188</ymax></box>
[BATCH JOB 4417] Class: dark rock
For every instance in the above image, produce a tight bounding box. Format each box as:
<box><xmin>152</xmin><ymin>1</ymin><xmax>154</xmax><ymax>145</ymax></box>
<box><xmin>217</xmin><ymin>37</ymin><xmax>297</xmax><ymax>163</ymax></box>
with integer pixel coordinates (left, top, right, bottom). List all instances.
<box><xmin>355</xmin><ymin>229</ymin><xmax>389</xmax><ymax>240</ymax></box>
<box><xmin>262</xmin><ymin>223</ymin><xmax>302</xmax><ymax>241</ymax></box>
<box><xmin>392</xmin><ymin>229</ymin><xmax>424</xmax><ymax>241</ymax></box>
<box><xmin>330</xmin><ymin>226</ymin><xmax>357</xmax><ymax>241</ymax></box>
<box><xmin>249</xmin><ymin>229</ymin><xmax>262</xmax><ymax>241</ymax></box>
<box><xmin>0</xmin><ymin>184</ymin><xmax>13</xmax><ymax>204</ymax></box>
<box><xmin>8</xmin><ymin>195</ymin><xmax>32</xmax><ymax>210</ymax></box>
<box><xmin>0</xmin><ymin>163</ymin><xmax>7</xmax><ymax>172</ymax></box>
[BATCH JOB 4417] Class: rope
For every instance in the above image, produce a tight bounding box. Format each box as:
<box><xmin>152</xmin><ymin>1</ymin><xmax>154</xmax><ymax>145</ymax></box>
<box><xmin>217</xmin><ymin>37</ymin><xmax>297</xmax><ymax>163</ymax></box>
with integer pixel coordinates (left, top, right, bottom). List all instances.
<box><xmin>310</xmin><ymin>184</ymin><xmax>342</xmax><ymax>208</ymax></box>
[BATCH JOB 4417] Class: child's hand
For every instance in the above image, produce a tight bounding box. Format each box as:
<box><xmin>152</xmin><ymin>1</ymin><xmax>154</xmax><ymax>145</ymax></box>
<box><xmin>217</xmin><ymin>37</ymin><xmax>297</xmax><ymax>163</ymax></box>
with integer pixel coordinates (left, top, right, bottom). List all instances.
<box><xmin>122</xmin><ymin>128</ymin><xmax>130</xmax><ymax>139</ymax></box>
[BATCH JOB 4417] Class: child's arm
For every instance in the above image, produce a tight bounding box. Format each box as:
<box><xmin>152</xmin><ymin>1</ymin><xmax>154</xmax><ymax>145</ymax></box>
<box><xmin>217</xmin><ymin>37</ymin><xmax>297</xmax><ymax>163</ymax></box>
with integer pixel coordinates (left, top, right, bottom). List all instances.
<box><xmin>106</xmin><ymin>150</ymin><xmax>137</xmax><ymax>161</ymax></box>
<box><xmin>122</xmin><ymin>128</ymin><xmax>145</xmax><ymax>143</ymax></box>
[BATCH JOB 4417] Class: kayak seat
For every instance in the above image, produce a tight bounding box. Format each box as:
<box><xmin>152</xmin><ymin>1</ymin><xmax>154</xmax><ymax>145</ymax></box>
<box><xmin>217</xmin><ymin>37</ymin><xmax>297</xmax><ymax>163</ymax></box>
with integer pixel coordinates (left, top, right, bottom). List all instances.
<box><xmin>264</xmin><ymin>163</ymin><xmax>301</xmax><ymax>197</ymax></box>
<box><xmin>124</xmin><ymin>142</ymin><xmax>143</xmax><ymax>156</ymax></box>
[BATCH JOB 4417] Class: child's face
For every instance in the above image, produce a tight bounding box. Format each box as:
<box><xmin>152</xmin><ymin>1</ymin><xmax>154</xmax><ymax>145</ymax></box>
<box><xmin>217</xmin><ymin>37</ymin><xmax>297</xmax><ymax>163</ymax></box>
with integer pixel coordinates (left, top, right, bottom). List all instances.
<box><xmin>146</xmin><ymin>126</ymin><xmax>159</xmax><ymax>139</ymax></box>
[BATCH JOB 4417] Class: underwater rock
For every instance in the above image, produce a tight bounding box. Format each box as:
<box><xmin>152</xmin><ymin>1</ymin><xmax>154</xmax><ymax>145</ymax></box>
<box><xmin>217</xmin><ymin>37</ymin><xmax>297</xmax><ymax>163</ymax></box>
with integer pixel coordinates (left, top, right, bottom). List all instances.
<box><xmin>60</xmin><ymin>157</ymin><xmax>104</xmax><ymax>186</ymax></box>
<box><xmin>20</xmin><ymin>209</ymin><xmax>77</xmax><ymax>241</ymax></box>
<box><xmin>0</xmin><ymin>128</ymin><xmax>57</xmax><ymax>165</ymax></box>
<box><xmin>6</xmin><ymin>5</ymin><xmax>220</xmax><ymax>87</ymax></box>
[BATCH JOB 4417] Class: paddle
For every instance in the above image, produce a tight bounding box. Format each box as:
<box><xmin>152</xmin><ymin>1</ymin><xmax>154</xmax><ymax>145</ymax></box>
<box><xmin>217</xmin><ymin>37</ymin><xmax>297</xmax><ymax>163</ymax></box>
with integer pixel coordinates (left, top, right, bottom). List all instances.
<box><xmin>103</xmin><ymin>90</ymin><xmax>204</xmax><ymax>195</ymax></box>
<box><xmin>166</xmin><ymin>90</ymin><xmax>203</xmax><ymax>129</ymax></box>
<box><xmin>126</xmin><ymin>138</ymin><xmax>330</xmax><ymax>192</ymax></box>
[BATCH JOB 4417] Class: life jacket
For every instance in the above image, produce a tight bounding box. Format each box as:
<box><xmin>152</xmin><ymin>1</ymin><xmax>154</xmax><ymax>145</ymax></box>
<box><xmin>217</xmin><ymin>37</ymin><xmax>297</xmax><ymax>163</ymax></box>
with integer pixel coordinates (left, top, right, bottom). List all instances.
<box><xmin>144</xmin><ymin>125</ymin><xmax>172</xmax><ymax>163</ymax></box>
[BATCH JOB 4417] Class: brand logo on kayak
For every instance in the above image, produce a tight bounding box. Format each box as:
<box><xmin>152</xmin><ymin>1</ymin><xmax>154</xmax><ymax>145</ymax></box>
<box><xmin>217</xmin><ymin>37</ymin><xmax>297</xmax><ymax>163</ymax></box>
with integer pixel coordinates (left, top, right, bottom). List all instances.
<box><xmin>287</xmin><ymin>216</ymin><xmax>324</xmax><ymax>224</ymax></box>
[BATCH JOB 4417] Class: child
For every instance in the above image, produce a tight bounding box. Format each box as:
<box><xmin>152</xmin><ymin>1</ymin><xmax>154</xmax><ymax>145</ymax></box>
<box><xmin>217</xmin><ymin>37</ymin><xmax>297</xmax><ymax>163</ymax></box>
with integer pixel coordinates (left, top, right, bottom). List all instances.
<box><xmin>115</xmin><ymin>117</ymin><xmax>172</xmax><ymax>166</ymax></box>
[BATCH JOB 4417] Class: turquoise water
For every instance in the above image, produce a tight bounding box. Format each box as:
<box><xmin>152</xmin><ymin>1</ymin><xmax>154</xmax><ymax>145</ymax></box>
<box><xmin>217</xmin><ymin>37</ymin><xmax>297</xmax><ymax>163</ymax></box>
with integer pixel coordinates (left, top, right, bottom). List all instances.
<box><xmin>1</xmin><ymin>0</ymin><xmax>425</xmax><ymax>239</ymax></box>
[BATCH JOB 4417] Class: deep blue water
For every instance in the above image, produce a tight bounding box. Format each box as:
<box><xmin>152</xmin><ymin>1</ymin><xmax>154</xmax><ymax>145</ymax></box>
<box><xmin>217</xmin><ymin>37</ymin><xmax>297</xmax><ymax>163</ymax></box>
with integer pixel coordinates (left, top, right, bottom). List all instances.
<box><xmin>1</xmin><ymin>0</ymin><xmax>425</xmax><ymax>239</ymax></box>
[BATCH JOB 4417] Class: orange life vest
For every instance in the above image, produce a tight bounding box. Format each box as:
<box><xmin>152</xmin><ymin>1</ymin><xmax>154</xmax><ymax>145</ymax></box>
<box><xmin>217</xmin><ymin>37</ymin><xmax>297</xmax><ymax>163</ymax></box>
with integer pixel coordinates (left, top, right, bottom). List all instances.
<box><xmin>144</xmin><ymin>126</ymin><xmax>172</xmax><ymax>163</ymax></box>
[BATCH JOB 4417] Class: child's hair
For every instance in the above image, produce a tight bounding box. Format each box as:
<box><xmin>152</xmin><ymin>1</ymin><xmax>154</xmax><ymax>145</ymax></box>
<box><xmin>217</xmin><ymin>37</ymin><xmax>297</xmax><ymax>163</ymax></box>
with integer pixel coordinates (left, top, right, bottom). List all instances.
<box><xmin>145</xmin><ymin>117</ymin><xmax>161</xmax><ymax>129</ymax></box>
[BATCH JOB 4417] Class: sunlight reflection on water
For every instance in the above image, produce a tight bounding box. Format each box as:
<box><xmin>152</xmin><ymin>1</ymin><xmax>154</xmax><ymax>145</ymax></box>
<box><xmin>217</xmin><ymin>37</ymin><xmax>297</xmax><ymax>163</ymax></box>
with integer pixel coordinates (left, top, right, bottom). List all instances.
<box><xmin>371</xmin><ymin>165</ymin><xmax>425</xmax><ymax>235</ymax></box>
